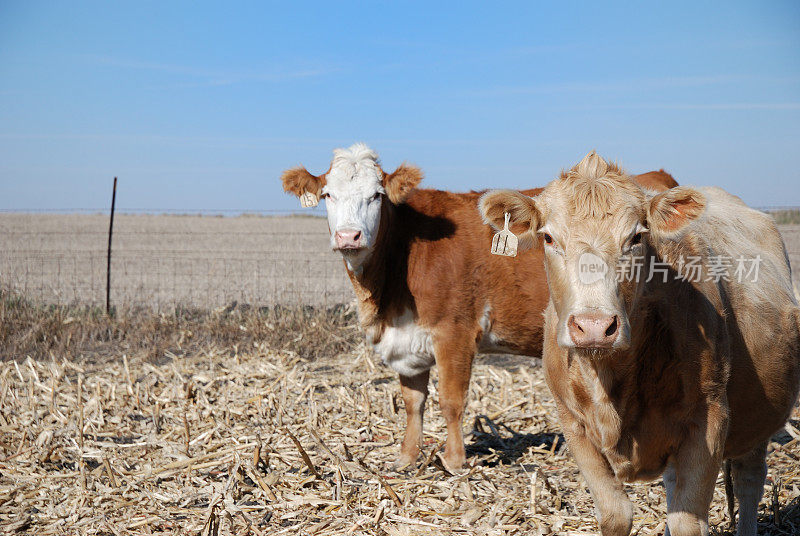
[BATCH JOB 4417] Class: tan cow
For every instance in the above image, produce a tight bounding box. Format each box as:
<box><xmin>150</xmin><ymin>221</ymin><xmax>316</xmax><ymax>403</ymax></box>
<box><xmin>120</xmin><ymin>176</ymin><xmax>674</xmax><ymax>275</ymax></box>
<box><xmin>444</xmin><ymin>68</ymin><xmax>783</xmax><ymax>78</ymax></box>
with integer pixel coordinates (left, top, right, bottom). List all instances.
<box><xmin>479</xmin><ymin>152</ymin><xmax>800</xmax><ymax>536</ymax></box>
<box><xmin>281</xmin><ymin>143</ymin><xmax>677</xmax><ymax>471</ymax></box>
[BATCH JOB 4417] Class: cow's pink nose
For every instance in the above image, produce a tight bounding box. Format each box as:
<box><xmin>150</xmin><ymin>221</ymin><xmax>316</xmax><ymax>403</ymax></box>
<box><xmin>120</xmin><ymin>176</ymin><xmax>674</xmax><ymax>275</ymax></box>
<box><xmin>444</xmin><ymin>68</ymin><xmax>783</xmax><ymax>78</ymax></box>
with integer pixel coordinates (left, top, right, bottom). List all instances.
<box><xmin>568</xmin><ymin>313</ymin><xmax>619</xmax><ymax>348</ymax></box>
<box><xmin>334</xmin><ymin>229</ymin><xmax>362</xmax><ymax>249</ymax></box>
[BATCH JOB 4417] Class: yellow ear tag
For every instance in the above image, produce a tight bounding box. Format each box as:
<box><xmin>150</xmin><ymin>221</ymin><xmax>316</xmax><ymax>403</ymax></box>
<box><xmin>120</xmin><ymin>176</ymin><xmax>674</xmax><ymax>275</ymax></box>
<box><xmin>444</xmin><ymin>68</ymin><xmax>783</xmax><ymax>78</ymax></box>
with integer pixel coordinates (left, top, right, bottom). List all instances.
<box><xmin>491</xmin><ymin>212</ymin><xmax>518</xmax><ymax>257</ymax></box>
<box><xmin>299</xmin><ymin>189</ymin><xmax>319</xmax><ymax>208</ymax></box>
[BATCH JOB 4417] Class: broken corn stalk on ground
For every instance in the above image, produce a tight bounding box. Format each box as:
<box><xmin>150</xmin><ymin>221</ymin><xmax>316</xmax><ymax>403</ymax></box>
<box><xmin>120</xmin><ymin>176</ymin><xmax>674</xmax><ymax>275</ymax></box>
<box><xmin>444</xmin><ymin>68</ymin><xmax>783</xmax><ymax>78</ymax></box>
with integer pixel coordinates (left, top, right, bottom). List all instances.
<box><xmin>1</xmin><ymin>345</ymin><xmax>798</xmax><ymax>535</ymax></box>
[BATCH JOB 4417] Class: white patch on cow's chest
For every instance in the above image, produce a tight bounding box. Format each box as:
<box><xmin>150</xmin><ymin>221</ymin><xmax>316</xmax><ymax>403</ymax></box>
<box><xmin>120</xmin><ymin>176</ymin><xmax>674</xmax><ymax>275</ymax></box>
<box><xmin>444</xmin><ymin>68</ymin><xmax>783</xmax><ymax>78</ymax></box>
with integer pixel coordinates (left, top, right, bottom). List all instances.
<box><xmin>374</xmin><ymin>309</ymin><xmax>435</xmax><ymax>377</ymax></box>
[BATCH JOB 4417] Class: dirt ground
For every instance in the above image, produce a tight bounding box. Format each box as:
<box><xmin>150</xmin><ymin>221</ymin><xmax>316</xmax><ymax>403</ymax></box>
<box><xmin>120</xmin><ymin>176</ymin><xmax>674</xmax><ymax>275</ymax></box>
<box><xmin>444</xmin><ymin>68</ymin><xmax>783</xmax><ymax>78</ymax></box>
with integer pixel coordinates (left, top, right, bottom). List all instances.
<box><xmin>1</xmin><ymin>344</ymin><xmax>798</xmax><ymax>535</ymax></box>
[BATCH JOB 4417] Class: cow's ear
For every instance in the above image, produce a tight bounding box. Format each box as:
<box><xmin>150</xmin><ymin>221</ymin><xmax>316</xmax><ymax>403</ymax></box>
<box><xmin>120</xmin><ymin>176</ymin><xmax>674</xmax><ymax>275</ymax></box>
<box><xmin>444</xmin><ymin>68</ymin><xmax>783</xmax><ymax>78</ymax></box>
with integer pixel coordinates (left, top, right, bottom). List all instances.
<box><xmin>479</xmin><ymin>190</ymin><xmax>542</xmax><ymax>248</ymax></box>
<box><xmin>647</xmin><ymin>186</ymin><xmax>706</xmax><ymax>239</ymax></box>
<box><xmin>281</xmin><ymin>166</ymin><xmax>326</xmax><ymax>197</ymax></box>
<box><xmin>383</xmin><ymin>164</ymin><xmax>423</xmax><ymax>204</ymax></box>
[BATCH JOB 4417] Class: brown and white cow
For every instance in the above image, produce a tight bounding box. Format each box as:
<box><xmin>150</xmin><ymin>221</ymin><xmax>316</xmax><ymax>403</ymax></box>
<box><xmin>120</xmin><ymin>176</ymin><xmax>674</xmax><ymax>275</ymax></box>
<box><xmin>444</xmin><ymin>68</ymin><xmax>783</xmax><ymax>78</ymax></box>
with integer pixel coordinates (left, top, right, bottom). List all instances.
<box><xmin>629</xmin><ymin>168</ymin><xmax>678</xmax><ymax>191</ymax></box>
<box><xmin>480</xmin><ymin>152</ymin><xmax>800</xmax><ymax>536</ymax></box>
<box><xmin>281</xmin><ymin>143</ymin><xmax>677</xmax><ymax>471</ymax></box>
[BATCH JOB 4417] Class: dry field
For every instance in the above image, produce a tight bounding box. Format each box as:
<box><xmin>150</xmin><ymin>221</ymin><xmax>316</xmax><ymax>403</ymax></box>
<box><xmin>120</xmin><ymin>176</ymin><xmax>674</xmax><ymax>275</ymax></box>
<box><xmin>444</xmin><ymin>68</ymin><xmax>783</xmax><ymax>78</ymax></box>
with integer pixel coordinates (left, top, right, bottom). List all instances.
<box><xmin>1</xmin><ymin>214</ymin><xmax>798</xmax><ymax>311</ymax></box>
<box><xmin>0</xmin><ymin>212</ymin><xmax>352</xmax><ymax>309</ymax></box>
<box><xmin>0</xmin><ymin>212</ymin><xmax>799</xmax><ymax>535</ymax></box>
<box><xmin>781</xmin><ymin>225</ymin><xmax>800</xmax><ymax>290</ymax></box>
<box><xmin>0</xmin><ymin>338</ymin><xmax>798</xmax><ymax>535</ymax></box>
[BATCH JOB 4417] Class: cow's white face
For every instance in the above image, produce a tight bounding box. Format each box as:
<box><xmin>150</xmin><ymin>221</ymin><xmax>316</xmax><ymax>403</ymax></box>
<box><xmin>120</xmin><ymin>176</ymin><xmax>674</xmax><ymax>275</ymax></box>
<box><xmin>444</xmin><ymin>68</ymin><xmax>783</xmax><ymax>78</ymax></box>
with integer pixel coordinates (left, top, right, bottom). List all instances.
<box><xmin>281</xmin><ymin>143</ymin><xmax>424</xmax><ymax>274</ymax></box>
<box><xmin>321</xmin><ymin>147</ymin><xmax>386</xmax><ymax>271</ymax></box>
<box><xmin>479</xmin><ymin>152</ymin><xmax>705</xmax><ymax>356</ymax></box>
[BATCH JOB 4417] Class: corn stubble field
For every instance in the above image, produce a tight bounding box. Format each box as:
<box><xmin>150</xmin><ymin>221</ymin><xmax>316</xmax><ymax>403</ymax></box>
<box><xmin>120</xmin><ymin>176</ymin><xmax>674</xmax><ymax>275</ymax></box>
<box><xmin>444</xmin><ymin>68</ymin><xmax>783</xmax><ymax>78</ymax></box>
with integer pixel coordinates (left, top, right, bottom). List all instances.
<box><xmin>0</xmin><ymin>213</ymin><xmax>799</xmax><ymax>535</ymax></box>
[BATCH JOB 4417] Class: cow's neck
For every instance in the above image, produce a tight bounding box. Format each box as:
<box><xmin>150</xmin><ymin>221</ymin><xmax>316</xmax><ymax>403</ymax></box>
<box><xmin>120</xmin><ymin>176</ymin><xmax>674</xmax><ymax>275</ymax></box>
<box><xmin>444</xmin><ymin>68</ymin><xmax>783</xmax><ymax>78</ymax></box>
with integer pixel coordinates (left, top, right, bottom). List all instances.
<box><xmin>574</xmin><ymin>352</ymin><xmax>633</xmax><ymax>403</ymax></box>
<box><xmin>344</xmin><ymin>199</ymin><xmax>395</xmax><ymax>343</ymax></box>
<box><xmin>571</xmin><ymin>347</ymin><xmax>637</xmax><ymax>448</ymax></box>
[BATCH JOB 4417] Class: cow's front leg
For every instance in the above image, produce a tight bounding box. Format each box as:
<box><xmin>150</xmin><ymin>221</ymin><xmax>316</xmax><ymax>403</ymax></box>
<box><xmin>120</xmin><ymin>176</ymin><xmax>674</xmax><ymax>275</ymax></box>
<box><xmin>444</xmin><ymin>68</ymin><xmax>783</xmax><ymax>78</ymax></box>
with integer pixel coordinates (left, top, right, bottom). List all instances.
<box><xmin>434</xmin><ymin>338</ymin><xmax>475</xmax><ymax>471</ymax></box>
<box><xmin>557</xmin><ymin>401</ymin><xmax>633</xmax><ymax>536</ymax></box>
<box><xmin>396</xmin><ymin>370</ymin><xmax>430</xmax><ymax>468</ymax></box>
<box><xmin>665</xmin><ymin>402</ymin><xmax>728</xmax><ymax>536</ymax></box>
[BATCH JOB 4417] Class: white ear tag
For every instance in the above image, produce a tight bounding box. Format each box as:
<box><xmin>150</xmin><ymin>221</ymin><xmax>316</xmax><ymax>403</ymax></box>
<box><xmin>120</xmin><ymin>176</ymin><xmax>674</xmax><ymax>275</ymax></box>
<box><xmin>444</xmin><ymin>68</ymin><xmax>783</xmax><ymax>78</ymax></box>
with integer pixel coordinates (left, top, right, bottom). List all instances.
<box><xmin>491</xmin><ymin>213</ymin><xmax>518</xmax><ymax>257</ymax></box>
<box><xmin>299</xmin><ymin>190</ymin><xmax>319</xmax><ymax>208</ymax></box>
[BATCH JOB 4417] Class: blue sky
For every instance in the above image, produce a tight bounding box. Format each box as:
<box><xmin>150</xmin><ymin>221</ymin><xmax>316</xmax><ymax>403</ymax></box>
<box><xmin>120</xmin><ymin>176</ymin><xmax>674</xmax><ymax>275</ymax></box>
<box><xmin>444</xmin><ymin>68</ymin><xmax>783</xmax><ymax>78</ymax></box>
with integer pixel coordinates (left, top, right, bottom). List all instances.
<box><xmin>1</xmin><ymin>1</ymin><xmax>798</xmax><ymax>212</ymax></box>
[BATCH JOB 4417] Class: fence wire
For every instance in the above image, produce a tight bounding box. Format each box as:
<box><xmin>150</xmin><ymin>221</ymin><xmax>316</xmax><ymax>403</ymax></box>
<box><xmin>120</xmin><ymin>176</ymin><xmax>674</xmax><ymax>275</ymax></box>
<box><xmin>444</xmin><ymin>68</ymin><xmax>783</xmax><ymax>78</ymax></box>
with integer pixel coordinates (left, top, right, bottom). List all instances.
<box><xmin>0</xmin><ymin>212</ymin><xmax>353</xmax><ymax>310</ymax></box>
<box><xmin>0</xmin><ymin>211</ymin><xmax>798</xmax><ymax>311</ymax></box>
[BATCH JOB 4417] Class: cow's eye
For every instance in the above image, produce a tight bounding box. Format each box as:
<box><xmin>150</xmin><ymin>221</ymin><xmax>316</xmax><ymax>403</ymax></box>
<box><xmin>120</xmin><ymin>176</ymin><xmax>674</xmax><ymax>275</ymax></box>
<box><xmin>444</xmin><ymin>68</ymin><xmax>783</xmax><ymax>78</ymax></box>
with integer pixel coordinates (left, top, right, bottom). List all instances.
<box><xmin>543</xmin><ymin>233</ymin><xmax>554</xmax><ymax>245</ymax></box>
<box><xmin>371</xmin><ymin>192</ymin><xmax>381</xmax><ymax>201</ymax></box>
<box><xmin>631</xmin><ymin>232</ymin><xmax>642</xmax><ymax>245</ymax></box>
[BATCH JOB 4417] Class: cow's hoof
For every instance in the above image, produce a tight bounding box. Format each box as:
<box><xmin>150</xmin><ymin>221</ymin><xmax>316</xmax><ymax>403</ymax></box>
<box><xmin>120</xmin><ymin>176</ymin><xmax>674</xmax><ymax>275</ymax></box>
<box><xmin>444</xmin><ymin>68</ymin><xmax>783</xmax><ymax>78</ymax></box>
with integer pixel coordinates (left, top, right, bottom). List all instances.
<box><xmin>440</xmin><ymin>452</ymin><xmax>467</xmax><ymax>473</ymax></box>
<box><xmin>391</xmin><ymin>453</ymin><xmax>417</xmax><ymax>472</ymax></box>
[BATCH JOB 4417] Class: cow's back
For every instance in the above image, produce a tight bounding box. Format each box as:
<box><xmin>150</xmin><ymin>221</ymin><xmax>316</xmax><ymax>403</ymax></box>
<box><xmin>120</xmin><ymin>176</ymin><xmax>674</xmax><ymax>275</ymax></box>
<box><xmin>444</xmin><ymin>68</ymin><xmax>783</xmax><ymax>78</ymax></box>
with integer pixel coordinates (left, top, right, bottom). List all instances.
<box><xmin>396</xmin><ymin>188</ymin><xmax>548</xmax><ymax>356</ymax></box>
<box><xmin>634</xmin><ymin>170</ymin><xmax>679</xmax><ymax>191</ymax></box>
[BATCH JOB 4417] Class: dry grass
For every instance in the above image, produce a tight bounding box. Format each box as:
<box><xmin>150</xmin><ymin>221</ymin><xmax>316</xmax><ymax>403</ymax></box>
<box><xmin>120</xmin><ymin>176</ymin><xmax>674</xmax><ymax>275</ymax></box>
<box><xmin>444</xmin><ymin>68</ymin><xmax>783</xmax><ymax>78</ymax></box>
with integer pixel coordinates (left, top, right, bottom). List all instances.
<box><xmin>0</xmin><ymin>290</ymin><xmax>360</xmax><ymax>363</ymax></box>
<box><xmin>769</xmin><ymin>210</ymin><xmax>800</xmax><ymax>226</ymax></box>
<box><xmin>0</xmin><ymin>326</ymin><xmax>798</xmax><ymax>535</ymax></box>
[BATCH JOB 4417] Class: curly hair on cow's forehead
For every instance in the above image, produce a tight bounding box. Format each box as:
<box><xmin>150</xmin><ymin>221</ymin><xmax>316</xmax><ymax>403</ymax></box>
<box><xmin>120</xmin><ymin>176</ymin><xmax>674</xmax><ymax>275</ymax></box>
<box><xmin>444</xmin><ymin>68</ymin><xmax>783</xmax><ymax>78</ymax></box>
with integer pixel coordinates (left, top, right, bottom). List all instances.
<box><xmin>549</xmin><ymin>151</ymin><xmax>648</xmax><ymax>220</ymax></box>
